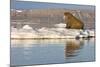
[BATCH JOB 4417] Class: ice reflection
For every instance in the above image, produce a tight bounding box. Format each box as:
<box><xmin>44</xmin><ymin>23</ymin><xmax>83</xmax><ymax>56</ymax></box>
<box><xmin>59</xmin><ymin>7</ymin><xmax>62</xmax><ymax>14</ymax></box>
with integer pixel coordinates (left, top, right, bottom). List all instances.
<box><xmin>11</xmin><ymin>39</ymin><xmax>67</xmax><ymax>47</ymax></box>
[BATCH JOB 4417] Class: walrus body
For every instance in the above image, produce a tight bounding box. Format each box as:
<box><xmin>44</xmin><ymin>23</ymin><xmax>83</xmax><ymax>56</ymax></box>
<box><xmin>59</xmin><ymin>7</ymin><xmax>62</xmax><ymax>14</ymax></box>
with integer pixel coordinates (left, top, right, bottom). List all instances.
<box><xmin>64</xmin><ymin>12</ymin><xmax>84</xmax><ymax>29</ymax></box>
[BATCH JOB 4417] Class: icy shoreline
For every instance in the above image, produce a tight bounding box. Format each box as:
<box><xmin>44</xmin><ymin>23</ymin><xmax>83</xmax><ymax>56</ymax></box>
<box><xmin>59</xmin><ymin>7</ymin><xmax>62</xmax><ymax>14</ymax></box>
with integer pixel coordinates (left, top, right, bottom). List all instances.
<box><xmin>11</xmin><ymin>25</ymin><xmax>95</xmax><ymax>39</ymax></box>
<box><xmin>11</xmin><ymin>23</ymin><xmax>95</xmax><ymax>39</ymax></box>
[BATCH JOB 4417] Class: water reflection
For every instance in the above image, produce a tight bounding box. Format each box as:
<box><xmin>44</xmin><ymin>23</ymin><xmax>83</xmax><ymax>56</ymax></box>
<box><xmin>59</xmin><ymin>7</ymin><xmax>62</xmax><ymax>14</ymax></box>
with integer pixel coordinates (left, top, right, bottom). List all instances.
<box><xmin>11</xmin><ymin>39</ymin><xmax>85</xmax><ymax>58</ymax></box>
<box><xmin>11</xmin><ymin>38</ymin><xmax>95</xmax><ymax>66</ymax></box>
<box><xmin>64</xmin><ymin>39</ymin><xmax>84</xmax><ymax>58</ymax></box>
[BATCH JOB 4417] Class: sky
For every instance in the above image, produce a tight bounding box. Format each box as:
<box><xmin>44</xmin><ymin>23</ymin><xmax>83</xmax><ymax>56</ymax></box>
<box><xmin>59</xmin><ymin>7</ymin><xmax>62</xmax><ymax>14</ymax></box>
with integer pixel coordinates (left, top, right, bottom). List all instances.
<box><xmin>11</xmin><ymin>0</ymin><xmax>95</xmax><ymax>11</ymax></box>
<box><xmin>17</xmin><ymin>0</ymin><xmax>95</xmax><ymax>5</ymax></box>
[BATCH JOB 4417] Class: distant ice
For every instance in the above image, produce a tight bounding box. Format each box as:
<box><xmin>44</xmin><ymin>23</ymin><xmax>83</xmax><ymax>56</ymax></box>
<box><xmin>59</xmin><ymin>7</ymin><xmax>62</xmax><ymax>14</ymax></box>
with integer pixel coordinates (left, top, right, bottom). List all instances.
<box><xmin>16</xmin><ymin>10</ymin><xmax>22</xmax><ymax>13</ymax></box>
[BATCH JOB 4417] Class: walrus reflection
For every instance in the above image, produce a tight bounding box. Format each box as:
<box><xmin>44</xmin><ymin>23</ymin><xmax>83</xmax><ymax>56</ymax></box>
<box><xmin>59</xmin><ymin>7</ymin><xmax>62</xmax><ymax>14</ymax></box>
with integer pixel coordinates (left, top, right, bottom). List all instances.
<box><xmin>64</xmin><ymin>39</ymin><xmax>84</xmax><ymax>58</ymax></box>
<box><xmin>64</xmin><ymin>12</ymin><xmax>84</xmax><ymax>29</ymax></box>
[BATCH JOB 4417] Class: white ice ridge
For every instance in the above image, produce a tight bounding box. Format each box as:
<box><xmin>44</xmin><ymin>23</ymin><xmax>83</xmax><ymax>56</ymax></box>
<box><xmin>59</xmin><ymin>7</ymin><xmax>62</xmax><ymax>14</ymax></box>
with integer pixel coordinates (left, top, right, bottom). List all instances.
<box><xmin>11</xmin><ymin>24</ymin><xmax>95</xmax><ymax>39</ymax></box>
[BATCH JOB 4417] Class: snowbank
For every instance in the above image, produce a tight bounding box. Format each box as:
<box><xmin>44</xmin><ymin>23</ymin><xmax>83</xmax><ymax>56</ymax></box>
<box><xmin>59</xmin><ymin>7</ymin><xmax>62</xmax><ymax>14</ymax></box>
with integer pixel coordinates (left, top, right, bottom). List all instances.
<box><xmin>11</xmin><ymin>24</ymin><xmax>95</xmax><ymax>39</ymax></box>
<box><xmin>54</xmin><ymin>23</ymin><xmax>66</xmax><ymax>28</ymax></box>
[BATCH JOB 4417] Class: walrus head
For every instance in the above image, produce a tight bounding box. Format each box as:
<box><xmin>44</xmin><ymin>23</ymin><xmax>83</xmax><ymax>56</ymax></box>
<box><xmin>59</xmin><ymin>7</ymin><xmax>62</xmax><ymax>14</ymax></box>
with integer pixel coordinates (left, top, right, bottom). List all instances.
<box><xmin>63</xmin><ymin>12</ymin><xmax>73</xmax><ymax>21</ymax></box>
<box><xmin>64</xmin><ymin>12</ymin><xmax>73</xmax><ymax>16</ymax></box>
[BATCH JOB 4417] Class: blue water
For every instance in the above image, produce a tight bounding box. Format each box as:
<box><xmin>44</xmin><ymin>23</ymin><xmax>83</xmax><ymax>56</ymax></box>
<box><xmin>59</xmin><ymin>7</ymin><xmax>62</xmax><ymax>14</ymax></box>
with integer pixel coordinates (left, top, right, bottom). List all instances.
<box><xmin>10</xmin><ymin>38</ymin><xmax>95</xmax><ymax>66</ymax></box>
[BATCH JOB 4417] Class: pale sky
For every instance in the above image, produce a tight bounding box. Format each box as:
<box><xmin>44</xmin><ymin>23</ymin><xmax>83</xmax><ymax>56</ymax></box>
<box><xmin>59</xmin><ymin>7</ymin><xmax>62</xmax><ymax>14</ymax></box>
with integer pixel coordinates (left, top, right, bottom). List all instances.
<box><xmin>17</xmin><ymin>0</ymin><xmax>95</xmax><ymax>5</ymax></box>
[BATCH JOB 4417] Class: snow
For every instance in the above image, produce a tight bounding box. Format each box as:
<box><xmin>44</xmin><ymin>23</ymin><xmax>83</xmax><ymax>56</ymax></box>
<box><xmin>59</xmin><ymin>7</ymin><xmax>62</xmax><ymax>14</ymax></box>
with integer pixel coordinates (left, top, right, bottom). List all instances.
<box><xmin>11</xmin><ymin>24</ymin><xmax>95</xmax><ymax>39</ymax></box>
<box><xmin>54</xmin><ymin>23</ymin><xmax>66</xmax><ymax>28</ymax></box>
<box><xmin>22</xmin><ymin>25</ymin><xmax>33</xmax><ymax>30</ymax></box>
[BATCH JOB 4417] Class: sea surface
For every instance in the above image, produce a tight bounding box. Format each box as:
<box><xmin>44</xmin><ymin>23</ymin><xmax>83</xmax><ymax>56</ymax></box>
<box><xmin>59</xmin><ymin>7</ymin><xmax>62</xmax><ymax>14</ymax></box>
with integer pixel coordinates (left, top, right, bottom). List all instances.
<box><xmin>10</xmin><ymin>38</ymin><xmax>95</xmax><ymax>66</ymax></box>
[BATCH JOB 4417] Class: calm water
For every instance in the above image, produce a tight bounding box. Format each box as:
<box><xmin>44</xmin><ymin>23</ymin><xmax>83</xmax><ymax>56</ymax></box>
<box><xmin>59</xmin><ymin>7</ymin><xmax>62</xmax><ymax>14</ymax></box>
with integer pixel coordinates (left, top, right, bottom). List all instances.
<box><xmin>11</xmin><ymin>38</ymin><xmax>95</xmax><ymax>66</ymax></box>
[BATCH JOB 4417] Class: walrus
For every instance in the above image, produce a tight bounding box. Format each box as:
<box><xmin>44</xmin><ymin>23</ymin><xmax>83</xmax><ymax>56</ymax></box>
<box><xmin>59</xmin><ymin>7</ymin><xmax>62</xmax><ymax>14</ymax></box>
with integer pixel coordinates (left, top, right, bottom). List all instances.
<box><xmin>64</xmin><ymin>12</ymin><xmax>84</xmax><ymax>29</ymax></box>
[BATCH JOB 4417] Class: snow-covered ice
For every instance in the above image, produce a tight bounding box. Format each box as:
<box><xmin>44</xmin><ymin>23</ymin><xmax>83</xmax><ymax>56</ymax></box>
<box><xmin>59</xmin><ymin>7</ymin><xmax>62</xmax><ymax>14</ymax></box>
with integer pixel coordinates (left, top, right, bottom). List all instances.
<box><xmin>11</xmin><ymin>24</ymin><xmax>95</xmax><ymax>39</ymax></box>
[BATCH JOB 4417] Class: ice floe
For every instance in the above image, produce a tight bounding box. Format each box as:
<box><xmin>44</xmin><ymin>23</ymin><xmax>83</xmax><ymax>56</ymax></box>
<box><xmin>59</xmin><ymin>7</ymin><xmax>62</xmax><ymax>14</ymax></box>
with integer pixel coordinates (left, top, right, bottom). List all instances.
<box><xmin>11</xmin><ymin>24</ymin><xmax>95</xmax><ymax>39</ymax></box>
